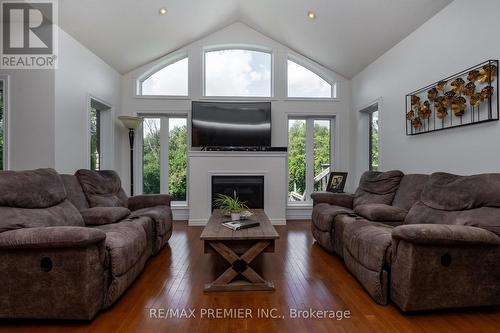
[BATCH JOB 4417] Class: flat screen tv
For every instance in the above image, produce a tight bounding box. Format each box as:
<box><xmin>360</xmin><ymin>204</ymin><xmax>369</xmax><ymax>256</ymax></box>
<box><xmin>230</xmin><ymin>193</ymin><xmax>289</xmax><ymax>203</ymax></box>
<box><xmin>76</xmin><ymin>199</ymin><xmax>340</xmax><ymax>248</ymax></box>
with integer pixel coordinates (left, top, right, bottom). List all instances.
<box><xmin>191</xmin><ymin>101</ymin><xmax>271</xmax><ymax>148</ymax></box>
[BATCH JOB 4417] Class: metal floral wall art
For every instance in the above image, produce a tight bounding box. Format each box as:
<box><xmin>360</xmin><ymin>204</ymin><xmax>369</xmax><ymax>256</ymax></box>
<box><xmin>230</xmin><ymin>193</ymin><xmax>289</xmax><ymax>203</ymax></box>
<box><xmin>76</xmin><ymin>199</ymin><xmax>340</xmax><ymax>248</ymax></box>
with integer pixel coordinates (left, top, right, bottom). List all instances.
<box><xmin>406</xmin><ymin>60</ymin><xmax>499</xmax><ymax>135</ymax></box>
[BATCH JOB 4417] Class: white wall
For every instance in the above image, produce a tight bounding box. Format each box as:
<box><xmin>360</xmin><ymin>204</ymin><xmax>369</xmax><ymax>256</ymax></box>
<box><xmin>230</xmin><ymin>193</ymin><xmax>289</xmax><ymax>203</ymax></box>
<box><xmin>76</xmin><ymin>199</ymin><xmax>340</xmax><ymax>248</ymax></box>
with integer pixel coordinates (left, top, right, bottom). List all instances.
<box><xmin>0</xmin><ymin>28</ymin><xmax>121</xmax><ymax>174</ymax></box>
<box><xmin>0</xmin><ymin>69</ymin><xmax>55</xmax><ymax>170</ymax></box>
<box><xmin>55</xmin><ymin>29</ymin><xmax>121</xmax><ymax>174</ymax></box>
<box><xmin>120</xmin><ymin>22</ymin><xmax>352</xmax><ymax>197</ymax></box>
<box><xmin>351</xmin><ymin>0</ymin><xmax>500</xmax><ymax>185</ymax></box>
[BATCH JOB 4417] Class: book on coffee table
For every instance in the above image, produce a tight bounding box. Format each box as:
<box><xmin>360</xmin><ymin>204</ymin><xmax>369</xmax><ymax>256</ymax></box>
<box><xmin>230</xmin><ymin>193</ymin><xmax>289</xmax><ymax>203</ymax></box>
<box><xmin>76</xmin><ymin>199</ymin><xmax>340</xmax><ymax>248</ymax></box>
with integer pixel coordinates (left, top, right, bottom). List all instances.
<box><xmin>222</xmin><ymin>219</ymin><xmax>260</xmax><ymax>231</ymax></box>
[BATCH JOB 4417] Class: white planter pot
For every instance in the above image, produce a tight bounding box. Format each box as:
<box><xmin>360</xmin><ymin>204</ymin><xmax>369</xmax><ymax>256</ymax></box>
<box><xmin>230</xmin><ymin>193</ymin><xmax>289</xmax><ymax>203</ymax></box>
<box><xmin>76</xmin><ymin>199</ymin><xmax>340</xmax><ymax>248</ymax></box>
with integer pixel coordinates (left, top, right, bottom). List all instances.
<box><xmin>231</xmin><ymin>213</ymin><xmax>241</xmax><ymax>221</ymax></box>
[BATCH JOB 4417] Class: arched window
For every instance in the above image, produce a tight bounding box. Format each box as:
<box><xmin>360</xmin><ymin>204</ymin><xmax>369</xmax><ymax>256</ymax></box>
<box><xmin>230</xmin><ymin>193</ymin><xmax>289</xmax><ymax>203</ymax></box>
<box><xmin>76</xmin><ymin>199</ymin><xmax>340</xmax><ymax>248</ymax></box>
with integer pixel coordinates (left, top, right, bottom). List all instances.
<box><xmin>287</xmin><ymin>59</ymin><xmax>333</xmax><ymax>98</ymax></box>
<box><xmin>139</xmin><ymin>57</ymin><xmax>188</xmax><ymax>96</ymax></box>
<box><xmin>204</xmin><ymin>49</ymin><xmax>272</xmax><ymax>97</ymax></box>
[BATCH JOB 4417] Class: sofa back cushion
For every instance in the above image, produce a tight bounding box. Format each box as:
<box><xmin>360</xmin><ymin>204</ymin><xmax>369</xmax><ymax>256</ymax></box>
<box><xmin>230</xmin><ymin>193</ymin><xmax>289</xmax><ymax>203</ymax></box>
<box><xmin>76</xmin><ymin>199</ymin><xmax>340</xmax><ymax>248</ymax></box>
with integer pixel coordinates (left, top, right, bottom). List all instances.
<box><xmin>421</xmin><ymin>172</ymin><xmax>500</xmax><ymax>210</ymax></box>
<box><xmin>61</xmin><ymin>174</ymin><xmax>89</xmax><ymax>211</ymax></box>
<box><xmin>0</xmin><ymin>169</ymin><xmax>84</xmax><ymax>232</ymax></box>
<box><xmin>75</xmin><ymin>169</ymin><xmax>128</xmax><ymax>208</ymax></box>
<box><xmin>353</xmin><ymin>170</ymin><xmax>404</xmax><ymax>208</ymax></box>
<box><xmin>392</xmin><ymin>174</ymin><xmax>429</xmax><ymax>211</ymax></box>
<box><xmin>0</xmin><ymin>200</ymin><xmax>85</xmax><ymax>233</ymax></box>
<box><xmin>405</xmin><ymin>201</ymin><xmax>500</xmax><ymax>237</ymax></box>
<box><xmin>0</xmin><ymin>168</ymin><xmax>66</xmax><ymax>209</ymax></box>
<box><xmin>405</xmin><ymin>173</ymin><xmax>500</xmax><ymax>237</ymax></box>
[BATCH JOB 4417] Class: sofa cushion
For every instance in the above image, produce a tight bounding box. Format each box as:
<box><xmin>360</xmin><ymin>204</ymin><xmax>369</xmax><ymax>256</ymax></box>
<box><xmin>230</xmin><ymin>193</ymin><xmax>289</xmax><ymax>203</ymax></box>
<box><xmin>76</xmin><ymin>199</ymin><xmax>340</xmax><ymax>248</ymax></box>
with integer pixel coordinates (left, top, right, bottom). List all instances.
<box><xmin>131</xmin><ymin>206</ymin><xmax>171</xmax><ymax>236</ymax></box>
<box><xmin>353</xmin><ymin>170</ymin><xmax>404</xmax><ymax>208</ymax></box>
<box><xmin>354</xmin><ymin>204</ymin><xmax>407</xmax><ymax>222</ymax></box>
<box><xmin>392</xmin><ymin>174</ymin><xmax>429</xmax><ymax>211</ymax></box>
<box><xmin>312</xmin><ymin>203</ymin><xmax>353</xmax><ymax>232</ymax></box>
<box><xmin>405</xmin><ymin>201</ymin><xmax>500</xmax><ymax>237</ymax></box>
<box><xmin>333</xmin><ymin>214</ymin><xmax>358</xmax><ymax>258</ymax></box>
<box><xmin>0</xmin><ymin>200</ymin><xmax>85</xmax><ymax>233</ymax></box>
<box><xmin>421</xmin><ymin>172</ymin><xmax>500</xmax><ymax>211</ymax></box>
<box><xmin>81</xmin><ymin>207</ymin><xmax>131</xmax><ymax>226</ymax></box>
<box><xmin>0</xmin><ymin>168</ymin><xmax>66</xmax><ymax>209</ymax></box>
<box><xmin>91</xmin><ymin>222</ymin><xmax>147</xmax><ymax>276</ymax></box>
<box><xmin>75</xmin><ymin>170</ymin><xmax>128</xmax><ymax>208</ymax></box>
<box><xmin>343</xmin><ymin>220</ymin><xmax>394</xmax><ymax>304</ymax></box>
<box><xmin>61</xmin><ymin>174</ymin><xmax>89</xmax><ymax>211</ymax></box>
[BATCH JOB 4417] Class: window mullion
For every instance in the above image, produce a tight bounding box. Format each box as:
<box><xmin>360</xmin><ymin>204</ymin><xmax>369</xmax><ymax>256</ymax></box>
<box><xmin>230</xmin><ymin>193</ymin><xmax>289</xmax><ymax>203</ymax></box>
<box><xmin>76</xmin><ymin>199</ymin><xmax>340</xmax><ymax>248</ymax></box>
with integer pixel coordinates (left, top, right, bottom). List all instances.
<box><xmin>160</xmin><ymin>117</ymin><xmax>169</xmax><ymax>194</ymax></box>
<box><xmin>304</xmin><ymin>119</ymin><xmax>315</xmax><ymax>201</ymax></box>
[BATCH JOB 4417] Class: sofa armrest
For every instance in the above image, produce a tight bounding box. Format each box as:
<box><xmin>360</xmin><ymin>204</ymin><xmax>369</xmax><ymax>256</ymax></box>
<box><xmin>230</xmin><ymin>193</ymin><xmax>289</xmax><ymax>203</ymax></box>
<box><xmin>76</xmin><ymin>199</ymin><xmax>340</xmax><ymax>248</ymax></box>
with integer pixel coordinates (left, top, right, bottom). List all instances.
<box><xmin>310</xmin><ymin>191</ymin><xmax>354</xmax><ymax>208</ymax></box>
<box><xmin>128</xmin><ymin>194</ymin><xmax>172</xmax><ymax>211</ymax></box>
<box><xmin>392</xmin><ymin>224</ymin><xmax>500</xmax><ymax>246</ymax></box>
<box><xmin>0</xmin><ymin>226</ymin><xmax>106</xmax><ymax>249</ymax></box>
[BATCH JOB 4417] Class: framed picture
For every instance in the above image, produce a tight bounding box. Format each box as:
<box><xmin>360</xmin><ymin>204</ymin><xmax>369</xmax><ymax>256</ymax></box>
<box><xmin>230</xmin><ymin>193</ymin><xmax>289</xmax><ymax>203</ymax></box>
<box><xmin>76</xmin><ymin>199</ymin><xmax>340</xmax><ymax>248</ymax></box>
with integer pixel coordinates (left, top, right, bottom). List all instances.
<box><xmin>326</xmin><ymin>172</ymin><xmax>348</xmax><ymax>193</ymax></box>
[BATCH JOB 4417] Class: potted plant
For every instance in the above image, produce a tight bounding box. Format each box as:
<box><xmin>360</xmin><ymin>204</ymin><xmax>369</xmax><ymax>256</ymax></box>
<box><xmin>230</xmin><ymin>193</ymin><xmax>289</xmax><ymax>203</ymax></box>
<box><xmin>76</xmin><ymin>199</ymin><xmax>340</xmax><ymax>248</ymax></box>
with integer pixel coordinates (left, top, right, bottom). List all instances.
<box><xmin>213</xmin><ymin>194</ymin><xmax>248</xmax><ymax>221</ymax></box>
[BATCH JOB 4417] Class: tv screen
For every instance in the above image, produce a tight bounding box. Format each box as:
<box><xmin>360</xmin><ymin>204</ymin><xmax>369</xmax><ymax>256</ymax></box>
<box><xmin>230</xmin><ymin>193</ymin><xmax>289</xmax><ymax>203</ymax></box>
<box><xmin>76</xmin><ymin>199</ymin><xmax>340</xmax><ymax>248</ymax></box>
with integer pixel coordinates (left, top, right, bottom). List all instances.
<box><xmin>191</xmin><ymin>101</ymin><xmax>271</xmax><ymax>148</ymax></box>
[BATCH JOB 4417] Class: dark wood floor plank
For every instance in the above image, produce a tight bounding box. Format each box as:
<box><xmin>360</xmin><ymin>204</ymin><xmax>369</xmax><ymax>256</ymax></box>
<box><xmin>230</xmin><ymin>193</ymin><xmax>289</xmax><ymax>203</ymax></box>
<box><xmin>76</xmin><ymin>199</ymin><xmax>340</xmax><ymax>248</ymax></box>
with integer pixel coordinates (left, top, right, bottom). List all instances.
<box><xmin>1</xmin><ymin>220</ymin><xmax>499</xmax><ymax>333</ymax></box>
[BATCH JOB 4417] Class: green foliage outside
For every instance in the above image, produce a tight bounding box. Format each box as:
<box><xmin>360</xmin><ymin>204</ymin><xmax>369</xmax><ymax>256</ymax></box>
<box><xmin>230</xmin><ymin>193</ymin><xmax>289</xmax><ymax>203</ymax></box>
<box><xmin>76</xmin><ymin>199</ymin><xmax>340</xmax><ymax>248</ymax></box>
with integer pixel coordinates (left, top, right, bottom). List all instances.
<box><xmin>90</xmin><ymin>108</ymin><xmax>99</xmax><ymax>171</ymax></box>
<box><xmin>288</xmin><ymin>121</ymin><xmax>306</xmax><ymax>194</ymax></box>
<box><xmin>142</xmin><ymin>119</ymin><xmax>187</xmax><ymax>201</ymax></box>
<box><xmin>288</xmin><ymin>120</ymin><xmax>331</xmax><ymax>196</ymax></box>
<box><xmin>143</xmin><ymin>120</ymin><xmax>161</xmax><ymax>195</ymax></box>
<box><xmin>370</xmin><ymin>111</ymin><xmax>379</xmax><ymax>171</ymax></box>
<box><xmin>0</xmin><ymin>92</ymin><xmax>3</xmax><ymax>170</ymax></box>
<box><xmin>168</xmin><ymin>125</ymin><xmax>187</xmax><ymax>201</ymax></box>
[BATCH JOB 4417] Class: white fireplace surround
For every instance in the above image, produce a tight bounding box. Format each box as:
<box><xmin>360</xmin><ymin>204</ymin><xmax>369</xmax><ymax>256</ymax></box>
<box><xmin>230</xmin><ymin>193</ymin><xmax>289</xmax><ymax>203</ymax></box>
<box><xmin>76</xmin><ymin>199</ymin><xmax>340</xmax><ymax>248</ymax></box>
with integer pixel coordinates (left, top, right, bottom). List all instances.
<box><xmin>188</xmin><ymin>151</ymin><xmax>288</xmax><ymax>226</ymax></box>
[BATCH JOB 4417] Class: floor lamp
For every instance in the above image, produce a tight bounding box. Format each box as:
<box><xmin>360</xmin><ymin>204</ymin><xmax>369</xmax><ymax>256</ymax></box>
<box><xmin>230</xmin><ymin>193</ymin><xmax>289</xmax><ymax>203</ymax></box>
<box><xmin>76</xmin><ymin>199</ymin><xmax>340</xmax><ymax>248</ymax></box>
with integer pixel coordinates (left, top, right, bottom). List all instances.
<box><xmin>118</xmin><ymin>116</ymin><xmax>143</xmax><ymax>196</ymax></box>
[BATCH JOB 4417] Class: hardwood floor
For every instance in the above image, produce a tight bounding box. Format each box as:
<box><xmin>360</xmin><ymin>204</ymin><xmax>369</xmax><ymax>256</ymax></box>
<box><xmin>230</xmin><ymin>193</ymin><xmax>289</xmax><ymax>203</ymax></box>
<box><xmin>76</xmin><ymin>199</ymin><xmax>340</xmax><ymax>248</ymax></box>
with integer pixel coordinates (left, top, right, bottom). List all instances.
<box><xmin>1</xmin><ymin>220</ymin><xmax>499</xmax><ymax>333</ymax></box>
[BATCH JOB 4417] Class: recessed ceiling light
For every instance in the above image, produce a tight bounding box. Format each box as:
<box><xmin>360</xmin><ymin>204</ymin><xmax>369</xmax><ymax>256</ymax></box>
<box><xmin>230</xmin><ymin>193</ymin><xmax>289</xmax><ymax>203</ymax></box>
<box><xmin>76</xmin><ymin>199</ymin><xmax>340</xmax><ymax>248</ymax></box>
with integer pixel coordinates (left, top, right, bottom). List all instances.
<box><xmin>308</xmin><ymin>11</ymin><xmax>316</xmax><ymax>20</ymax></box>
<box><xmin>159</xmin><ymin>8</ymin><xmax>167</xmax><ymax>15</ymax></box>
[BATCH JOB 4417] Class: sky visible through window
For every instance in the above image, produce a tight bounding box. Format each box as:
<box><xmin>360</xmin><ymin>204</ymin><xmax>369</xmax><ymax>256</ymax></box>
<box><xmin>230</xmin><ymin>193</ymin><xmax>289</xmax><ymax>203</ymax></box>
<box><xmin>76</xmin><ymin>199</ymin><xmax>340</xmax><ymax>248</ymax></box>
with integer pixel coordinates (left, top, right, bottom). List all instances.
<box><xmin>205</xmin><ymin>49</ymin><xmax>271</xmax><ymax>97</ymax></box>
<box><xmin>141</xmin><ymin>58</ymin><xmax>188</xmax><ymax>96</ymax></box>
<box><xmin>288</xmin><ymin>60</ymin><xmax>332</xmax><ymax>98</ymax></box>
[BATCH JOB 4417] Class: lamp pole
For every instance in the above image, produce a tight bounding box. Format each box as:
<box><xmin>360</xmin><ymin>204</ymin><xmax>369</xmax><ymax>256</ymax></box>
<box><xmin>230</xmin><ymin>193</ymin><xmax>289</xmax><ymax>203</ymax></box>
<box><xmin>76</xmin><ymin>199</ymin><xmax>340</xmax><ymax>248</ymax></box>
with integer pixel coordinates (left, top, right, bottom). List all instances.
<box><xmin>118</xmin><ymin>116</ymin><xmax>143</xmax><ymax>196</ymax></box>
<box><xmin>128</xmin><ymin>128</ymin><xmax>135</xmax><ymax>195</ymax></box>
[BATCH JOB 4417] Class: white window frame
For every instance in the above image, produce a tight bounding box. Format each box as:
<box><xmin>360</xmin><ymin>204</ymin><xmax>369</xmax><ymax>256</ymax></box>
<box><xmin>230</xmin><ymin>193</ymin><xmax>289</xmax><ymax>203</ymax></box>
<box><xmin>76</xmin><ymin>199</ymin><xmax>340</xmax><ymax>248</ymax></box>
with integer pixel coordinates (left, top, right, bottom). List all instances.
<box><xmin>202</xmin><ymin>45</ymin><xmax>275</xmax><ymax>100</ymax></box>
<box><xmin>286</xmin><ymin>54</ymin><xmax>338</xmax><ymax>101</ymax></box>
<box><xmin>287</xmin><ymin>115</ymin><xmax>336</xmax><ymax>207</ymax></box>
<box><xmin>359</xmin><ymin>98</ymin><xmax>383</xmax><ymax>172</ymax></box>
<box><xmin>87</xmin><ymin>95</ymin><xmax>113</xmax><ymax>170</ymax></box>
<box><xmin>137</xmin><ymin>113</ymin><xmax>189</xmax><ymax>205</ymax></box>
<box><xmin>0</xmin><ymin>75</ymin><xmax>9</xmax><ymax>170</ymax></box>
<box><xmin>135</xmin><ymin>52</ymin><xmax>189</xmax><ymax>99</ymax></box>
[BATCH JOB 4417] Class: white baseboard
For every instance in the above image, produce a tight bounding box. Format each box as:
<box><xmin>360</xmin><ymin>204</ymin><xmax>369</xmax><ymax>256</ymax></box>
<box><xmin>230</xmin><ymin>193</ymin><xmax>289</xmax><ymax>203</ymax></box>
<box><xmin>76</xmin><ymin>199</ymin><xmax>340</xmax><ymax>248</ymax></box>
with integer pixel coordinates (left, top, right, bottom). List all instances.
<box><xmin>172</xmin><ymin>208</ymin><xmax>189</xmax><ymax>220</ymax></box>
<box><xmin>286</xmin><ymin>207</ymin><xmax>312</xmax><ymax>220</ymax></box>
<box><xmin>188</xmin><ymin>219</ymin><xmax>208</xmax><ymax>226</ymax></box>
<box><xmin>270</xmin><ymin>218</ymin><xmax>287</xmax><ymax>225</ymax></box>
<box><xmin>189</xmin><ymin>218</ymin><xmax>287</xmax><ymax>226</ymax></box>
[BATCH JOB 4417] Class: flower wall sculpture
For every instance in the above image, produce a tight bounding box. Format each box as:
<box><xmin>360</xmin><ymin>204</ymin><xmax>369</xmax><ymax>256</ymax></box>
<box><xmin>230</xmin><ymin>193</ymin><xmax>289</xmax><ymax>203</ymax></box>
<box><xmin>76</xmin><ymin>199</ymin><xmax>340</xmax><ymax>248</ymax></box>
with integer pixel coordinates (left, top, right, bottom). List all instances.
<box><xmin>406</xmin><ymin>60</ymin><xmax>498</xmax><ymax>135</ymax></box>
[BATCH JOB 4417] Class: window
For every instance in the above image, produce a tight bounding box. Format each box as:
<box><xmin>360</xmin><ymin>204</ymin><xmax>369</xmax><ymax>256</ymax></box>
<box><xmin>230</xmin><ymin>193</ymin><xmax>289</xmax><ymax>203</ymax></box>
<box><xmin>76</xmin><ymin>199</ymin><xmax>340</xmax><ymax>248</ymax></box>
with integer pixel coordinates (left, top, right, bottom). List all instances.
<box><xmin>90</xmin><ymin>108</ymin><xmax>101</xmax><ymax>171</ymax></box>
<box><xmin>204</xmin><ymin>49</ymin><xmax>272</xmax><ymax>97</ymax></box>
<box><xmin>89</xmin><ymin>99</ymin><xmax>111</xmax><ymax>171</ymax></box>
<box><xmin>287</xmin><ymin>59</ymin><xmax>333</xmax><ymax>98</ymax></box>
<box><xmin>369</xmin><ymin>110</ymin><xmax>379</xmax><ymax>171</ymax></box>
<box><xmin>168</xmin><ymin>118</ymin><xmax>188</xmax><ymax>201</ymax></box>
<box><xmin>142</xmin><ymin>116</ymin><xmax>188</xmax><ymax>202</ymax></box>
<box><xmin>143</xmin><ymin>118</ymin><xmax>161</xmax><ymax>194</ymax></box>
<box><xmin>140</xmin><ymin>57</ymin><xmax>188</xmax><ymax>96</ymax></box>
<box><xmin>0</xmin><ymin>80</ymin><xmax>4</xmax><ymax>170</ymax></box>
<box><xmin>288</xmin><ymin>117</ymin><xmax>333</xmax><ymax>203</ymax></box>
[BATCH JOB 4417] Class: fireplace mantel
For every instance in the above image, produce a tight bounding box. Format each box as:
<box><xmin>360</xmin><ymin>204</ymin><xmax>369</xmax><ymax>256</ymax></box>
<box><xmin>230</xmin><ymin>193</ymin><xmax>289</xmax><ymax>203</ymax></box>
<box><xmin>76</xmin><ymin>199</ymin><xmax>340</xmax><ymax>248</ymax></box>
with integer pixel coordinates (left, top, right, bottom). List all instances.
<box><xmin>188</xmin><ymin>151</ymin><xmax>287</xmax><ymax>226</ymax></box>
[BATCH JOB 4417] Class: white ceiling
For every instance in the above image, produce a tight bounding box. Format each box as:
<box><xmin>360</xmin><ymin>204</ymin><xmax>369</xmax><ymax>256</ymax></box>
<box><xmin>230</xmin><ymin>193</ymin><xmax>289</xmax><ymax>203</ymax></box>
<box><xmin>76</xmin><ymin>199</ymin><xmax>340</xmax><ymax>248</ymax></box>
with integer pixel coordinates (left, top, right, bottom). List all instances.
<box><xmin>59</xmin><ymin>0</ymin><xmax>452</xmax><ymax>78</ymax></box>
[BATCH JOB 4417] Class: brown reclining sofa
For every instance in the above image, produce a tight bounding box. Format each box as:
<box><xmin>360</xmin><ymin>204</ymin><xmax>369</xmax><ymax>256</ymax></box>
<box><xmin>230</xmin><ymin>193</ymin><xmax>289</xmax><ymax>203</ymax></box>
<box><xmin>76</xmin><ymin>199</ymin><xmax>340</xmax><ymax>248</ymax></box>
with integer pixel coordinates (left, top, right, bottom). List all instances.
<box><xmin>0</xmin><ymin>168</ymin><xmax>173</xmax><ymax>320</ymax></box>
<box><xmin>311</xmin><ymin>170</ymin><xmax>500</xmax><ymax>311</ymax></box>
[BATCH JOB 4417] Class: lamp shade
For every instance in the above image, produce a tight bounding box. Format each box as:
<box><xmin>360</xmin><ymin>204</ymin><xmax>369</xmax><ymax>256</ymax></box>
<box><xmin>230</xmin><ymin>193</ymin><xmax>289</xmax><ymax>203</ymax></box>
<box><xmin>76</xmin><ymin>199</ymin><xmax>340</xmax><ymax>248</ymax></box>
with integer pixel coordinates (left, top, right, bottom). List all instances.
<box><xmin>119</xmin><ymin>116</ymin><xmax>143</xmax><ymax>129</ymax></box>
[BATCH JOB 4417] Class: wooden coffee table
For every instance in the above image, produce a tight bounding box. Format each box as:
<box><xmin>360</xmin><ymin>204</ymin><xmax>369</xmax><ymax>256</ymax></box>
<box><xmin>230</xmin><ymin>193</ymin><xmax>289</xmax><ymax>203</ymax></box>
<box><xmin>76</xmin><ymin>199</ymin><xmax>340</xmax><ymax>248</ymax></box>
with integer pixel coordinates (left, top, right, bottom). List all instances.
<box><xmin>200</xmin><ymin>209</ymin><xmax>279</xmax><ymax>292</ymax></box>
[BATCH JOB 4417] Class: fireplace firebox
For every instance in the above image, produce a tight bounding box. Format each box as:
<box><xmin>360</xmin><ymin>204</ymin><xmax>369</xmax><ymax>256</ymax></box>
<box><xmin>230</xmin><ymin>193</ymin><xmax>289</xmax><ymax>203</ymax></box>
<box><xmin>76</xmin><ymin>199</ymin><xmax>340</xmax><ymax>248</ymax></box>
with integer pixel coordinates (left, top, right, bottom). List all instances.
<box><xmin>211</xmin><ymin>176</ymin><xmax>264</xmax><ymax>211</ymax></box>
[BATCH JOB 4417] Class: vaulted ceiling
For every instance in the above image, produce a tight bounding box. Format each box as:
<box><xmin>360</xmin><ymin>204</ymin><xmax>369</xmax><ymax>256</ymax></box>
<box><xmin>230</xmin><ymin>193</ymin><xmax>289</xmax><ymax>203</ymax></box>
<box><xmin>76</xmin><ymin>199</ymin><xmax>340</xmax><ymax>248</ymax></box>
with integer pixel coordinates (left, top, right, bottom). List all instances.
<box><xmin>59</xmin><ymin>0</ymin><xmax>452</xmax><ymax>78</ymax></box>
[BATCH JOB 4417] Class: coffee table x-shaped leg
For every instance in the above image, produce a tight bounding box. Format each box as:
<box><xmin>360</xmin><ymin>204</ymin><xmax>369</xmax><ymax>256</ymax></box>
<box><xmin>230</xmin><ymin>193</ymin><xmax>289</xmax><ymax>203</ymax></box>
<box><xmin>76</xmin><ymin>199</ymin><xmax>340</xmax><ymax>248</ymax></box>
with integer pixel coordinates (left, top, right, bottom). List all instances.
<box><xmin>204</xmin><ymin>240</ymin><xmax>275</xmax><ymax>292</ymax></box>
